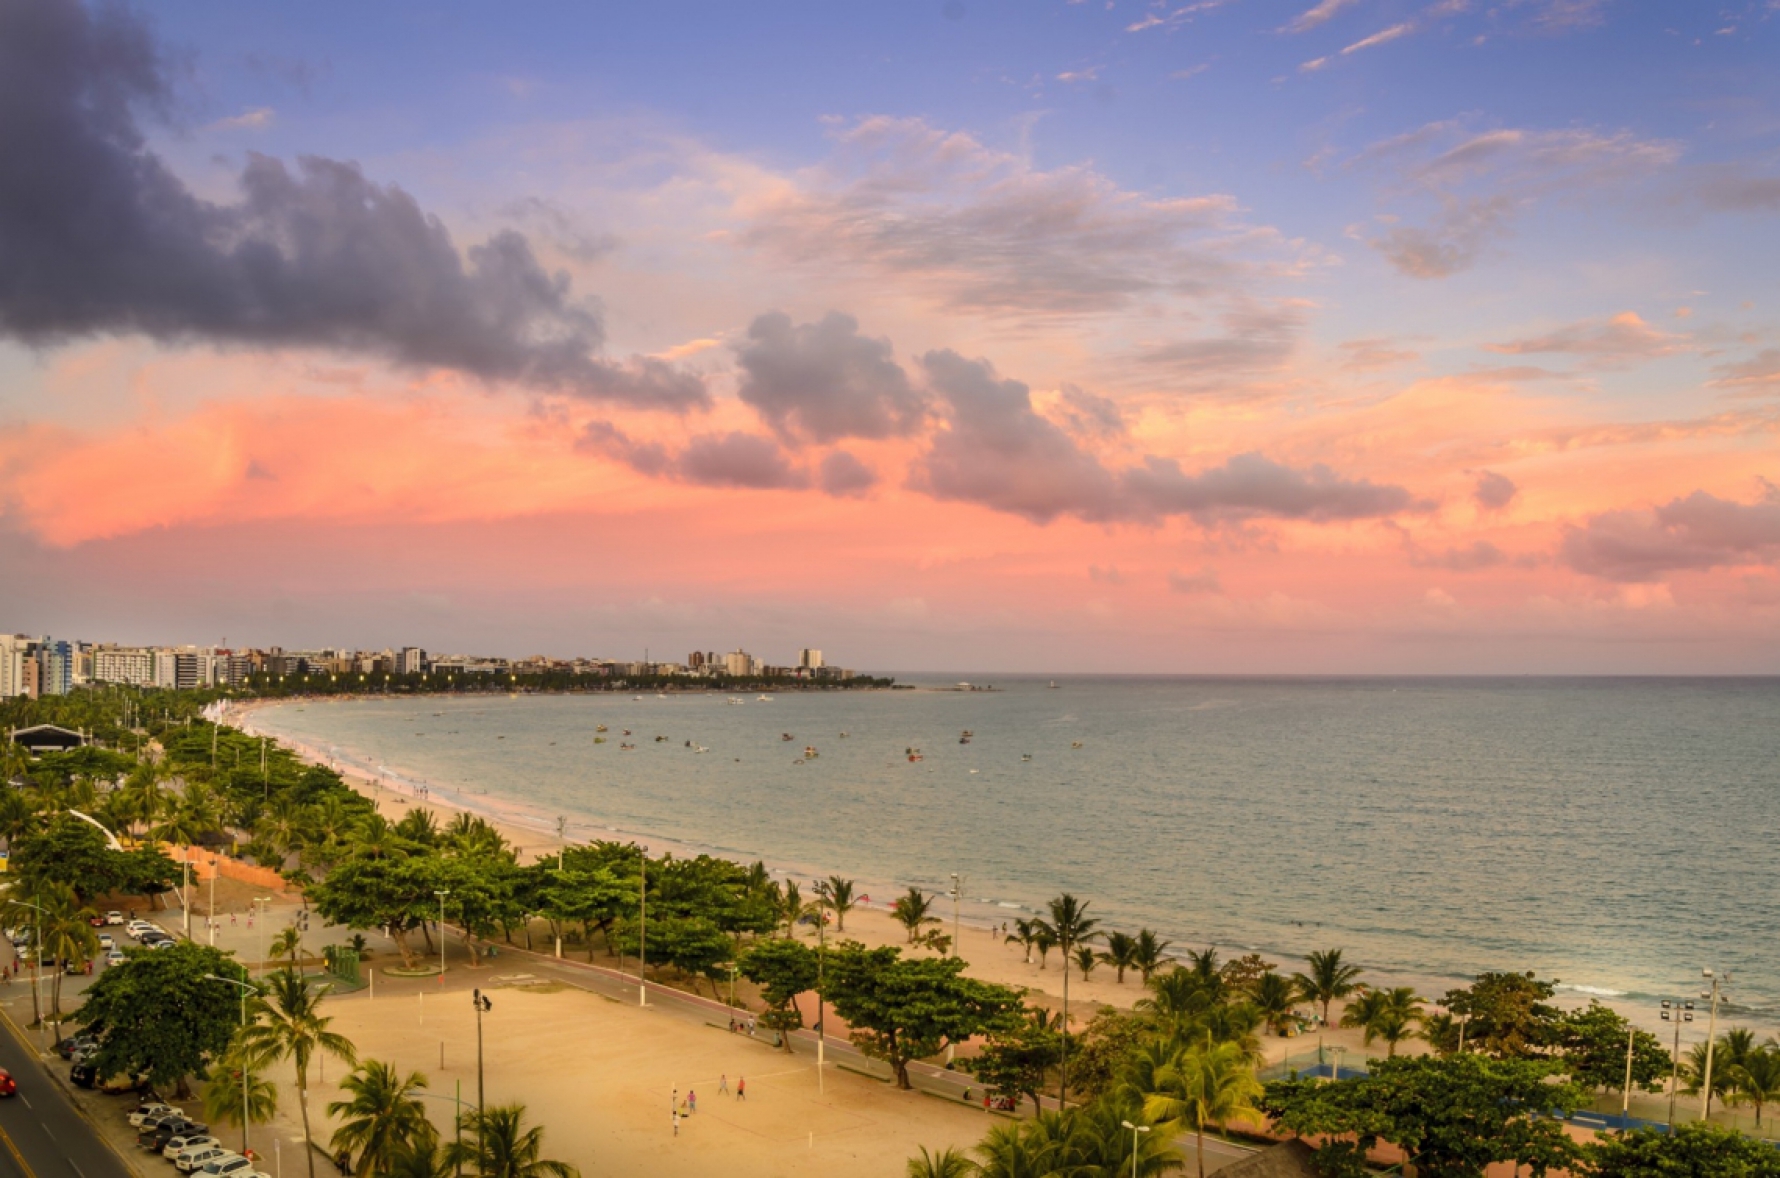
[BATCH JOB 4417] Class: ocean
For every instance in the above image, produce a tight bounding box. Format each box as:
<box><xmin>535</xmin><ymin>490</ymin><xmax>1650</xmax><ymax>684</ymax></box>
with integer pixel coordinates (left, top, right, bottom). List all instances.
<box><xmin>249</xmin><ymin>676</ymin><xmax>1780</xmax><ymax>1036</ymax></box>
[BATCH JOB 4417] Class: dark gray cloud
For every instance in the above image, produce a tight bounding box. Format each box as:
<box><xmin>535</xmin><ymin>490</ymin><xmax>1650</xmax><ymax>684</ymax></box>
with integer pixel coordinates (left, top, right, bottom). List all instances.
<box><xmin>912</xmin><ymin>348</ymin><xmax>1422</xmax><ymax>527</ymax></box>
<box><xmin>0</xmin><ymin>0</ymin><xmax>704</xmax><ymax>410</ymax></box>
<box><xmin>1167</xmin><ymin>567</ymin><xmax>1221</xmax><ymax>595</ymax></box>
<box><xmin>1124</xmin><ymin>452</ymin><xmax>1424</xmax><ymax>524</ymax></box>
<box><xmin>912</xmin><ymin>350</ymin><xmax>1125</xmax><ymax>523</ymax></box>
<box><xmin>578</xmin><ymin>422</ymin><xmax>804</xmax><ymax>489</ymax></box>
<box><xmin>1560</xmin><ymin>487</ymin><xmax>1780</xmax><ymax>581</ymax></box>
<box><xmin>1136</xmin><ymin>302</ymin><xmax>1306</xmax><ymax>376</ymax></box>
<box><xmin>818</xmin><ymin>450</ymin><xmax>877</xmax><ymax>497</ymax></box>
<box><xmin>1411</xmin><ymin>540</ymin><xmax>1509</xmax><ymax>571</ymax></box>
<box><xmin>1473</xmin><ymin>470</ymin><xmax>1518</xmax><ymax>511</ymax></box>
<box><xmin>678</xmin><ymin>432</ymin><xmax>808</xmax><ymax>490</ymax></box>
<box><xmin>735</xmin><ymin>311</ymin><xmax>926</xmax><ymax>442</ymax></box>
<box><xmin>1055</xmin><ymin>385</ymin><xmax>1126</xmax><ymax>441</ymax></box>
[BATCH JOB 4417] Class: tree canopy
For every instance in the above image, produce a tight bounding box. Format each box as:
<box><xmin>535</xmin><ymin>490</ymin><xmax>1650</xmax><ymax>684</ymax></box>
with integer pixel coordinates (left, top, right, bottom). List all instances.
<box><xmin>77</xmin><ymin>942</ymin><xmax>247</xmax><ymax>1095</ymax></box>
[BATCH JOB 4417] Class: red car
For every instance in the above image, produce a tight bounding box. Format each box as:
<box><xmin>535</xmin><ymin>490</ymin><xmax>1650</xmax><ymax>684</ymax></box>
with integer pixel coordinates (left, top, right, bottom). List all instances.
<box><xmin>0</xmin><ymin>1069</ymin><xmax>17</xmax><ymax>1097</ymax></box>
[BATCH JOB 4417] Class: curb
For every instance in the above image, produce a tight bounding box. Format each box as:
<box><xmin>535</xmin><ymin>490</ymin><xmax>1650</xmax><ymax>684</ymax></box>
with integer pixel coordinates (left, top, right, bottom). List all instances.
<box><xmin>0</xmin><ymin>1001</ymin><xmax>145</xmax><ymax>1178</ymax></box>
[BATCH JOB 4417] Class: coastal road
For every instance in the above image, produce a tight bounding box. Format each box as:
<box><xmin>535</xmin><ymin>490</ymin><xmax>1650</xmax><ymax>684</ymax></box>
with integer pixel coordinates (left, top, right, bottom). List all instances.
<box><xmin>0</xmin><ymin>1011</ymin><xmax>136</xmax><ymax>1178</ymax></box>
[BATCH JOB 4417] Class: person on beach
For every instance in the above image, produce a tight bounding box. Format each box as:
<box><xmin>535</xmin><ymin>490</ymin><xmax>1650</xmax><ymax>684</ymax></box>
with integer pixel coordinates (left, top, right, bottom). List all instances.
<box><xmin>718</xmin><ymin>1074</ymin><xmax>728</xmax><ymax>1095</ymax></box>
<box><xmin>736</xmin><ymin>1077</ymin><xmax>745</xmax><ymax>1101</ymax></box>
<box><xmin>671</xmin><ymin>1109</ymin><xmax>679</xmax><ymax>1137</ymax></box>
<box><xmin>687</xmin><ymin>1089</ymin><xmax>696</xmax><ymax>1114</ymax></box>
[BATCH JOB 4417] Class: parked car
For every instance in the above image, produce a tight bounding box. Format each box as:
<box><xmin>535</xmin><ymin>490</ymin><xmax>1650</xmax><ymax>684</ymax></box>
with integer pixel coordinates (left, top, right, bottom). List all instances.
<box><xmin>136</xmin><ymin>1111</ymin><xmax>187</xmax><ymax>1138</ymax></box>
<box><xmin>0</xmin><ymin>1070</ymin><xmax>15</xmax><ymax>1097</ymax></box>
<box><xmin>151</xmin><ymin>1122</ymin><xmax>208</xmax><ymax>1152</ymax></box>
<box><xmin>167</xmin><ymin>1138</ymin><xmax>220</xmax><ymax>1163</ymax></box>
<box><xmin>55</xmin><ymin>1033</ymin><xmax>97</xmax><ymax>1059</ymax></box>
<box><xmin>106</xmin><ymin>949</ymin><xmax>126</xmax><ymax>966</ymax></box>
<box><xmin>105</xmin><ymin>911</ymin><xmax>126</xmax><ymax>926</ymax></box>
<box><xmin>97</xmin><ymin>934</ymin><xmax>114</xmax><ymax>950</ymax></box>
<box><xmin>149</xmin><ymin>939</ymin><xmax>177</xmax><ymax>951</ymax></box>
<box><xmin>196</xmin><ymin>1156</ymin><xmax>253</xmax><ymax>1178</ymax></box>
<box><xmin>128</xmin><ymin>1102</ymin><xmax>176</xmax><ymax>1127</ymax></box>
<box><xmin>175</xmin><ymin>1147</ymin><xmax>231</xmax><ymax>1173</ymax></box>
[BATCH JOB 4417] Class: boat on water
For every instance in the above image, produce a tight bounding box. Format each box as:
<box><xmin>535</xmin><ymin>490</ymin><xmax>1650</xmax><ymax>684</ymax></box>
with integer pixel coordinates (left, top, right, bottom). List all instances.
<box><xmin>596</xmin><ymin>724</ymin><xmax>608</xmax><ymax>732</ymax></box>
<box><xmin>1049</xmin><ymin>680</ymin><xmax>1059</xmax><ymax>689</ymax></box>
<box><xmin>781</xmin><ymin>732</ymin><xmax>795</xmax><ymax>741</ymax></box>
<box><xmin>906</xmin><ymin>746</ymin><xmax>924</xmax><ymax>762</ymax></box>
<box><xmin>727</xmin><ymin>697</ymin><xmax>745</xmax><ymax>705</ymax></box>
<box><xmin>803</xmin><ymin>745</ymin><xmax>819</xmax><ymax>758</ymax></box>
<box><xmin>1071</xmin><ymin>740</ymin><xmax>1083</xmax><ymax>749</ymax></box>
<box><xmin>757</xmin><ymin>694</ymin><xmax>774</xmax><ymax>702</ymax></box>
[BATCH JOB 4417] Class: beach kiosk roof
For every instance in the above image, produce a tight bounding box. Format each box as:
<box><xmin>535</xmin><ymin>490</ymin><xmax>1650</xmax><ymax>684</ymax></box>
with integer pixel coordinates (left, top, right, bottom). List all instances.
<box><xmin>6</xmin><ymin>724</ymin><xmax>88</xmax><ymax>754</ymax></box>
<box><xmin>1212</xmin><ymin>1140</ymin><xmax>1323</xmax><ymax>1178</ymax></box>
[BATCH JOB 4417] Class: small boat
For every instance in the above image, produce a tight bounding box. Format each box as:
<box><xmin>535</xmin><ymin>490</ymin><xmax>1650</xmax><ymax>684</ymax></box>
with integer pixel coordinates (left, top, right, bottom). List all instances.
<box><xmin>654</xmin><ymin>735</ymin><xmax>667</xmax><ymax>742</ymax></box>
<box><xmin>619</xmin><ymin>742</ymin><xmax>635</xmax><ymax>750</ymax></box>
<box><xmin>1020</xmin><ymin>753</ymin><xmax>1032</xmax><ymax>762</ymax></box>
<box><xmin>1049</xmin><ymin>680</ymin><xmax>1059</xmax><ymax>689</ymax></box>
<box><xmin>803</xmin><ymin>746</ymin><xmax>819</xmax><ymax>758</ymax></box>
<box><xmin>593</xmin><ymin>737</ymin><xmax>606</xmax><ymax>744</ymax></box>
<box><xmin>727</xmin><ymin>697</ymin><xmax>745</xmax><ymax>705</ymax></box>
<box><xmin>596</xmin><ymin>725</ymin><xmax>608</xmax><ymax>733</ymax></box>
<box><xmin>959</xmin><ymin>735</ymin><xmax>971</xmax><ymax>744</ymax></box>
<box><xmin>757</xmin><ymin>695</ymin><xmax>773</xmax><ymax>702</ymax></box>
<box><xmin>622</xmin><ymin>729</ymin><xmax>632</xmax><ymax>736</ymax></box>
<box><xmin>1071</xmin><ymin>741</ymin><xmax>1083</xmax><ymax>749</ymax></box>
<box><xmin>781</xmin><ymin>733</ymin><xmax>795</xmax><ymax>741</ymax></box>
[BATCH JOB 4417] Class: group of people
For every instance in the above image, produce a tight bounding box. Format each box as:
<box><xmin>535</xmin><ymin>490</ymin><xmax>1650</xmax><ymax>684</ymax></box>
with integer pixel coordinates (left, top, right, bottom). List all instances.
<box><xmin>670</xmin><ymin>1076</ymin><xmax>745</xmax><ymax>1136</ymax></box>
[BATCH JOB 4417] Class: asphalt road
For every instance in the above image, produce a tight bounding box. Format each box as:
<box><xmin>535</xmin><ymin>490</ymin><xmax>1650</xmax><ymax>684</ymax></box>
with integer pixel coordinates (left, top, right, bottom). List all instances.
<box><xmin>0</xmin><ymin>1018</ymin><xmax>135</xmax><ymax>1178</ymax></box>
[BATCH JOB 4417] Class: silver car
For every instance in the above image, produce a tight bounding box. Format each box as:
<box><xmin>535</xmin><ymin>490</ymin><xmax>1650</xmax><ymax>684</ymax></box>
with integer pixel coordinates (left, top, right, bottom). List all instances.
<box><xmin>166</xmin><ymin>1135</ymin><xmax>219</xmax><ymax>1161</ymax></box>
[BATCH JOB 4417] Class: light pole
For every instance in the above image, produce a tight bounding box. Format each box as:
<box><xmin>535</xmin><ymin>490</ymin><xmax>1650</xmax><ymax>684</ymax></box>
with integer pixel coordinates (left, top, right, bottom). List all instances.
<box><xmin>637</xmin><ymin>854</ymin><xmax>646</xmax><ymax>1007</ymax></box>
<box><xmin>415</xmin><ymin>1087</ymin><xmax>465</xmax><ymax>1178</ymax></box>
<box><xmin>435</xmin><ymin>891</ymin><xmax>450</xmax><ymax>983</ymax></box>
<box><xmin>1120</xmin><ymin>1121</ymin><xmax>1150</xmax><ymax>1178</ymax></box>
<box><xmin>949</xmin><ymin>873</ymin><xmax>962</xmax><ymax>953</ymax></box>
<box><xmin>472</xmin><ymin>990</ymin><xmax>492</xmax><ymax>1176</ymax></box>
<box><xmin>1698</xmin><ymin>969</ymin><xmax>1729</xmax><ymax>1123</ymax></box>
<box><xmin>12</xmin><ymin>898</ymin><xmax>47</xmax><ymax>1044</ymax></box>
<box><xmin>254</xmin><ymin>896</ymin><xmax>271</xmax><ymax>973</ymax></box>
<box><xmin>204</xmin><ymin>974</ymin><xmax>258</xmax><ymax>1157</ymax></box>
<box><xmin>1659</xmin><ymin>998</ymin><xmax>1695</xmax><ymax>1132</ymax></box>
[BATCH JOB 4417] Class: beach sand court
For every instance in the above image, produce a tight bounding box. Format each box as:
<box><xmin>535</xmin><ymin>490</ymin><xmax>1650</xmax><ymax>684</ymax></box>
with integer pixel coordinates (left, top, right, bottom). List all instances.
<box><xmin>284</xmin><ymin>978</ymin><xmax>995</xmax><ymax>1177</ymax></box>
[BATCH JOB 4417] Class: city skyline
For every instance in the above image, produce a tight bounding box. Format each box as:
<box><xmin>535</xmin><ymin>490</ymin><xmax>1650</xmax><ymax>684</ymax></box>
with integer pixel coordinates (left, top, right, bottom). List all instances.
<box><xmin>2</xmin><ymin>1</ymin><xmax>1778</xmax><ymax>672</ymax></box>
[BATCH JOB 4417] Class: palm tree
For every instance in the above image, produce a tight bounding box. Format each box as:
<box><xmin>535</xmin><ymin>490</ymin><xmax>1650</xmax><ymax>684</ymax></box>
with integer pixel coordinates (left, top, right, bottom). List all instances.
<box><xmin>1099</xmin><ymin>931</ymin><xmax>1139</xmax><ymax>984</ymax></box>
<box><xmin>1143</xmin><ymin>1038</ymin><xmax>1264</xmax><ymax>1178</ymax></box>
<box><xmin>240</xmin><ymin>969</ymin><xmax>359</xmax><ymax>1178</ymax></box>
<box><xmin>1132</xmin><ymin>929</ymin><xmax>1171</xmax><ymax>983</ymax></box>
<box><xmin>204</xmin><ymin>1042</ymin><xmax>279</xmax><ymax>1157</ymax></box>
<box><xmin>819</xmin><ymin>876</ymin><xmax>856</xmax><ymax>932</ymax></box>
<box><xmin>387</xmin><ymin>1142</ymin><xmax>450</xmax><ymax>1178</ymax></box>
<box><xmin>35</xmin><ymin>883</ymin><xmax>98</xmax><ymax>1022</ymax></box>
<box><xmin>1048</xmin><ymin>893</ymin><xmax>1098</xmax><ymax>1104</ymax></box>
<box><xmin>906</xmin><ymin>1145</ymin><xmax>975</xmax><ymax>1178</ymax></box>
<box><xmin>777</xmin><ymin>879</ymin><xmax>805</xmax><ymax>937</ymax></box>
<box><xmin>1292</xmin><ymin>949</ymin><xmax>1364</xmax><ymax>1028</ymax></box>
<box><xmin>1731</xmin><ymin>1046</ymin><xmax>1780</xmax><ymax>1127</ymax></box>
<box><xmin>974</xmin><ymin>1112</ymin><xmax>1065</xmax><ymax>1178</ymax></box>
<box><xmin>328</xmin><ymin>1060</ymin><xmax>435</xmax><ymax>1178</ymax></box>
<box><xmin>1006</xmin><ymin>919</ymin><xmax>1038</xmax><ymax>965</ymax></box>
<box><xmin>443</xmin><ymin>1104</ymin><xmax>578</xmax><ymax>1178</ymax></box>
<box><xmin>392</xmin><ymin>808</ymin><xmax>439</xmax><ymax>849</ymax></box>
<box><xmin>1249</xmin><ymin>972</ymin><xmax>1297</xmax><ymax>1036</ymax></box>
<box><xmin>1351</xmin><ymin>987</ymin><xmax>1423</xmax><ymax>1056</ymax></box>
<box><xmin>271</xmin><ymin>926</ymin><xmax>304</xmax><ymax>970</ymax></box>
<box><xmin>1421</xmin><ymin>1012</ymin><xmax>1462</xmax><ymax>1056</ymax></box>
<box><xmin>891</xmin><ymin>887</ymin><xmax>938</xmax><ymax>943</ymax></box>
<box><xmin>1685</xmin><ymin>1041</ymin><xmax>1737</xmax><ymax>1118</ymax></box>
<box><xmin>1031</xmin><ymin>925</ymin><xmax>1057</xmax><ymax>969</ymax></box>
<box><xmin>1184</xmin><ymin>948</ymin><xmax>1225</xmax><ymax>1004</ymax></box>
<box><xmin>1072</xmin><ymin>945</ymin><xmax>1098</xmax><ymax>980</ymax></box>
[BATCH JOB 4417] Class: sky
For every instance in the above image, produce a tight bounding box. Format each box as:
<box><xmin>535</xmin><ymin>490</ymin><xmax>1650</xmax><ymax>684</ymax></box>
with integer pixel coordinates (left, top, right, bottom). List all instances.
<box><xmin>2</xmin><ymin>0</ymin><xmax>1778</xmax><ymax>673</ymax></box>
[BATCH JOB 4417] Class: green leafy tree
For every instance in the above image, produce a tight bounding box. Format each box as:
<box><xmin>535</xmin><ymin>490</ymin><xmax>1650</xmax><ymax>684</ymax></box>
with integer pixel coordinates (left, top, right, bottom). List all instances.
<box><xmin>239</xmin><ymin>969</ymin><xmax>359</xmax><ymax>1178</ymax></box>
<box><xmin>443</xmin><ymin>1104</ymin><xmax>578</xmax><ymax>1178</ymax></box>
<box><xmin>328</xmin><ymin>1060</ymin><xmax>436</xmax><ymax>1178</ymax></box>
<box><xmin>738</xmin><ymin>938</ymin><xmax>819</xmax><ymax>1050</ymax></box>
<box><xmin>10</xmin><ymin>813</ymin><xmax>122</xmax><ymax>901</ymax></box>
<box><xmin>1291</xmin><ymin>949</ymin><xmax>1364</xmax><ymax>1028</ymax></box>
<box><xmin>77</xmin><ymin>942</ymin><xmax>245</xmax><ymax>1096</ymax></box>
<box><xmin>1262</xmin><ymin>1053</ymin><xmax>1586</xmax><ymax>1178</ymax></box>
<box><xmin>962</xmin><ymin>1008</ymin><xmax>1059</xmax><ymax>1114</ymax></box>
<box><xmin>35</xmin><ymin>881</ymin><xmax>100</xmax><ymax>1020</ymax></box>
<box><xmin>1343</xmin><ymin>987</ymin><xmax>1423</xmax><ymax>1057</ymax></box>
<box><xmin>1439</xmin><ymin>972</ymin><xmax>1560</xmax><ymax>1059</ymax></box>
<box><xmin>1557</xmin><ymin>1002</ymin><xmax>1672</xmax><ymax>1096</ymax></box>
<box><xmin>310</xmin><ymin>856</ymin><xmax>444</xmax><ymax>969</ymax></box>
<box><xmin>1587</xmin><ymin>1122</ymin><xmax>1780</xmax><ymax>1177</ymax></box>
<box><xmin>825</xmin><ymin>942</ymin><xmax>1025</xmax><ymax>1089</ymax></box>
<box><xmin>615</xmin><ymin>914</ymin><xmax>732</xmax><ymax>996</ymax></box>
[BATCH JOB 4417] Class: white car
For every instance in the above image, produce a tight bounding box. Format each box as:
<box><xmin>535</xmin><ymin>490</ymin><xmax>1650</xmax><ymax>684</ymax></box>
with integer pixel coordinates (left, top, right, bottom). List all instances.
<box><xmin>97</xmin><ymin>934</ymin><xmax>113</xmax><ymax>950</ymax></box>
<box><xmin>166</xmin><ymin>1136</ymin><xmax>219</xmax><ymax>1161</ymax></box>
<box><xmin>128</xmin><ymin>1103</ymin><xmax>177</xmax><ymax>1127</ymax></box>
<box><xmin>105</xmin><ymin>949</ymin><xmax>125</xmax><ymax>965</ymax></box>
<box><xmin>197</xmin><ymin>1155</ymin><xmax>252</xmax><ymax>1178</ymax></box>
<box><xmin>105</xmin><ymin>911</ymin><xmax>126</xmax><ymax>926</ymax></box>
<box><xmin>176</xmin><ymin>1147</ymin><xmax>231</xmax><ymax>1173</ymax></box>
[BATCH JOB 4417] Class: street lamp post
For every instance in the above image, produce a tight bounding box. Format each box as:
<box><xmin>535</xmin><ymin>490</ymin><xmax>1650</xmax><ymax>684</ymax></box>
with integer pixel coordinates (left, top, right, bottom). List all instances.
<box><xmin>254</xmin><ymin>896</ymin><xmax>271</xmax><ymax>973</ymax></box>
<box><xmin>472</xmin><ymin>990</ymin><xmax>492</xmax><ymax>1176</ymax></box>
<box><xmin>637</xmin><ymin>854</ymin><xmax>646</xmax><ymax>1007</ymax></box>
<box><xmin>949</xmin><ymin>873</ymin><xmax>962</xmax><ymax>953</ymax></box>
<box><xmin>13</xmin><ymin>898</ymin><xmax>48</xmax><ymax>1044</ymax></box>
<box><xmin>1120</xmin><ymin>1121</ymin><xmax>1150</xmax><ymax>1178</ymax></box>
<box><xmin>1698</xmin><ymin>970</ymin><xmax>1729</xmax><ymax>1123</ymax></box>
<box><xmin>1659</xmin><ymin>998</ymin><xmax>1695</xmax><ymax>1133</ymax></box>
<box><xmin>435</xmin><ymin>891</ymin><xmax>450</xmax><ymax>983</ymax></box>
<box><xmin>204</xmin><ymin>974</ymin><xmax>259</xmax><ymax>1157</ymax></box>
<box><xmin>415</xmin><ymin>1088</ymin><xmax>465</xmax><ymax>1178</ymax></box>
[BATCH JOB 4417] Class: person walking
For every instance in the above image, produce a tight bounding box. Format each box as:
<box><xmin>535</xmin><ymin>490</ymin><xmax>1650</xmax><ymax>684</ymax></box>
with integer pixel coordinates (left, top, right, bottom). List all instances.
<box><xmin>687</xmin><ymin>1089</ymin><xmax>696</xmax><ymax>1115</ymax></box>
<box><xmin>736</xmin><ymin>1076</ymin><xmax>745</xmax><ymax>1102</ymax></box>
<box><xmin>671</xmin><ymin>1109</ymin><xmax>679</xmax><ymax>1137</ymax></box>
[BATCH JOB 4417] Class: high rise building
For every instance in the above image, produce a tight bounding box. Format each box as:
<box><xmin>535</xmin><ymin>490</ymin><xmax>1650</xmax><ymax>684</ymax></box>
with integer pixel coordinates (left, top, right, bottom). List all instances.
<box><xmin>38</xmin><ymin>640</ymin><xmax>73</xmax><ymax>696</ymax></box>
<box><xmin>396</xmin><ymin>647</ymin><xmax>426</xmax><ymax>675</ymax></box>
<box><xmin>799</xmin><ymin>648</ymin><xmax>824</xmax><ymax>670</ymax></box>
<box><xmin>0</xmin><ymin>635</ymin><xmax>28</xmax><ymax>698</ymax></box>
<box><xmin>93</xmin><ymin>647</ymin><xmax>157</xmax><ymax>687</ymax></box>
<box><xmin>724</xmin><ymin>649</ymin><xmax>755</xmax><ymax>677</ymax></box>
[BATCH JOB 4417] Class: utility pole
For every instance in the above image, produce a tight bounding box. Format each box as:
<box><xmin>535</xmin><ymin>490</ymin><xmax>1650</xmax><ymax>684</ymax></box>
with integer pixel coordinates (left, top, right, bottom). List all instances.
<box><xmin>1699</xmin><ymin>970</ymin><xmax>1728</xmax><ymax>1122</ymax></box>
<box><xmin>472</xmin><ymin>989</ymin><xmax>492</xmax><ymax>1175</ymax></box>
<box><xmin>1621</xmin><ymin>1025</ymin><xmax>1635</xmax><ymax>1128</ymax></box>
<box><xmin>1660</xmin><ymin>997</ymin><xmax>1694</xmax><ymax>1133</ymax></box>
<box><xmin>637</xmin><ymin>852</ymin><xmax>647</xmax><ymax>1007</ymax></box>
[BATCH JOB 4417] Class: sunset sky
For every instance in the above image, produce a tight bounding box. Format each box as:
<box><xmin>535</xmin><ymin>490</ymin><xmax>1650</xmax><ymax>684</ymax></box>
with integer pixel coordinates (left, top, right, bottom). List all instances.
<box><xmin>3</xmin><ymin>0</ymin><xmax>1778</xmax><ymax>672</ymax></box>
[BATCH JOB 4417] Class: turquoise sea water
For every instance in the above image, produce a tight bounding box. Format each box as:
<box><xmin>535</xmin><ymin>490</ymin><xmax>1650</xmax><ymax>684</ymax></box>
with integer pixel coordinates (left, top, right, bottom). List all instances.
<box><xmin>250</xmin><ymin>677</ymin><xmax>1780</xmax><ymax>1031</ymax></box>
